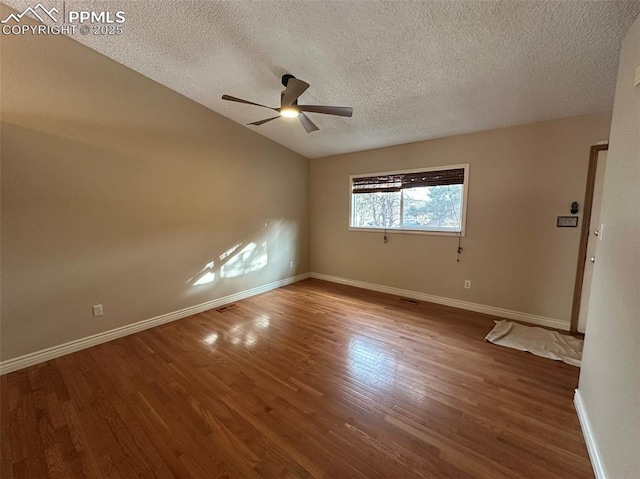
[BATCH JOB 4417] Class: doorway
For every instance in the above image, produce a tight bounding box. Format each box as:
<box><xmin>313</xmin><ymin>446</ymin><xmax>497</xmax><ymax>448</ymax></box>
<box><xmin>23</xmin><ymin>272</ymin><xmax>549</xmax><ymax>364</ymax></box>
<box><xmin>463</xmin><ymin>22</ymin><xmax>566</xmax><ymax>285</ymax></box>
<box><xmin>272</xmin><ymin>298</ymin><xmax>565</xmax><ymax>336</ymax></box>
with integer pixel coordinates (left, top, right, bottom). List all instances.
<box><xmin>570</xmin><ymin>144</ymin><xmax>608</xmax><ymax>334</ymax></box>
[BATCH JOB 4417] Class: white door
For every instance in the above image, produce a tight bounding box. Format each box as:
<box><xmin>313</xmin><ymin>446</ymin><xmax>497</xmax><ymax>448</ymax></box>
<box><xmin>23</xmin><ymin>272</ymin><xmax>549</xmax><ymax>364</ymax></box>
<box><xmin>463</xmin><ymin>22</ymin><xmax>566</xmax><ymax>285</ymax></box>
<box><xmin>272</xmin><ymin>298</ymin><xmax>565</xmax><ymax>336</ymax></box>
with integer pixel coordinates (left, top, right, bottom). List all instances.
<box><xmin>578</xmin><ymin>150</ymin><xmax>607</xmax><ymax>333</ymax></box>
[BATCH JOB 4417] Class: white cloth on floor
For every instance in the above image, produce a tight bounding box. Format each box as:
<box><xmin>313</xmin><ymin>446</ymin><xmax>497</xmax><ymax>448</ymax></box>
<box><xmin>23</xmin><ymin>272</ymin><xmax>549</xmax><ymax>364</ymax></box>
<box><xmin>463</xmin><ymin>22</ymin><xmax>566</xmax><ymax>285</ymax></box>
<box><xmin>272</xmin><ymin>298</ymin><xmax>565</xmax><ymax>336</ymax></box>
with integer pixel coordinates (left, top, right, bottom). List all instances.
<box><xmin>485</xmin><ymin>320</ymin><xmax>583</xmax><ymax>367</ymax></box>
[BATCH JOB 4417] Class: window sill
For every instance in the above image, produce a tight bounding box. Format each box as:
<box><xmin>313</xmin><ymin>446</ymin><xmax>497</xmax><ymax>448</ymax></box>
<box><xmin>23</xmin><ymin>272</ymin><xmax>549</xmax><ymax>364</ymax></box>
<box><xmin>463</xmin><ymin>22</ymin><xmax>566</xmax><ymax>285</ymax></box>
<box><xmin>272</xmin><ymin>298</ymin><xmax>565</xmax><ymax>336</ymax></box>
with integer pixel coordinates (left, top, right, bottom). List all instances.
<box><xmin>348</xmin><ymin>227</ymin><xmax>465</xmax><ymax>237</ymax></box>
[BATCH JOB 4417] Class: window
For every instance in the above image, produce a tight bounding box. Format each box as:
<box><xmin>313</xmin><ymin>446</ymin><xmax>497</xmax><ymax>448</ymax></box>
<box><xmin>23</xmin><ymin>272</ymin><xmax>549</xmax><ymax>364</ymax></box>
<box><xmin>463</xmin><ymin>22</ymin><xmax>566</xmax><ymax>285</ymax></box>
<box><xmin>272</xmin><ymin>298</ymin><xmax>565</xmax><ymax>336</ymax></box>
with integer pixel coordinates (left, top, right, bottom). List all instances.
<box><xmin>350</xmin><ymin>164</ymin><xmax>468</xmax><ymax>235</ymax></box>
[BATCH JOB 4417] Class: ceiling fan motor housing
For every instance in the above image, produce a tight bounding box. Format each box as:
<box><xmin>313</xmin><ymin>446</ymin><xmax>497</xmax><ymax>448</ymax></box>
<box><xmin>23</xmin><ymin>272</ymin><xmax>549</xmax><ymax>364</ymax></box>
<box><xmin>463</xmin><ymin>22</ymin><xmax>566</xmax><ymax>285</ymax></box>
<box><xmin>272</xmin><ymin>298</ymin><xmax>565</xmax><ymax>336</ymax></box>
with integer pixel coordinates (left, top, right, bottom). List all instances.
<box><xmin>281</xmin><ymin>74</ymin><xmax>296</xmax><ymax>87</ymax></box>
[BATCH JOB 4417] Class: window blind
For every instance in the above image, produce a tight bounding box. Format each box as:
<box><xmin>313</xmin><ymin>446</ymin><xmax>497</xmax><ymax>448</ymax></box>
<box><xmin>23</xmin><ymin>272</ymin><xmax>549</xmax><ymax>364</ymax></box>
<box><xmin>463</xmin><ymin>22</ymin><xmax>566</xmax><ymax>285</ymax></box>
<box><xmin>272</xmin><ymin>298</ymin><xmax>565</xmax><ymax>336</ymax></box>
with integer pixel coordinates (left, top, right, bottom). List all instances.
<box><xmin>352</xmin><ymin>168</ymin><xmax>464</xmax><ymax>194</ymax></box>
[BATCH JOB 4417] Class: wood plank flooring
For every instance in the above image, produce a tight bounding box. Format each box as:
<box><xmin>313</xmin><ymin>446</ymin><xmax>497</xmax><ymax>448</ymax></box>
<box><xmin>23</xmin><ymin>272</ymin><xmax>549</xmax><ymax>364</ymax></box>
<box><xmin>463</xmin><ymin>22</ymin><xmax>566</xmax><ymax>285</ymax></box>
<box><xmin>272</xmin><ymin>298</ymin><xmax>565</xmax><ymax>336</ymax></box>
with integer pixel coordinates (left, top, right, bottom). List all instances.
<box><xmin>0</xmin><ymin>279</ymin><xmax>593</xmax><ymax>478</ymax></box>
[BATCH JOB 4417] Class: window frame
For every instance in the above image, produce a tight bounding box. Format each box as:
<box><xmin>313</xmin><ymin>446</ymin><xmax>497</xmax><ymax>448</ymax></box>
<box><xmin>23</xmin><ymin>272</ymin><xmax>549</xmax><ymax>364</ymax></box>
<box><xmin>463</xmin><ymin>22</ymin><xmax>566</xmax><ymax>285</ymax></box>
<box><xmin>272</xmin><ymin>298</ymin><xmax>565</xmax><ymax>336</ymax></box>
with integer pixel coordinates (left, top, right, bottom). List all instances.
<box><xmin>348</xmin><ymin>163</ymin><xmax>469</xmax><ymax>237</ymax></box>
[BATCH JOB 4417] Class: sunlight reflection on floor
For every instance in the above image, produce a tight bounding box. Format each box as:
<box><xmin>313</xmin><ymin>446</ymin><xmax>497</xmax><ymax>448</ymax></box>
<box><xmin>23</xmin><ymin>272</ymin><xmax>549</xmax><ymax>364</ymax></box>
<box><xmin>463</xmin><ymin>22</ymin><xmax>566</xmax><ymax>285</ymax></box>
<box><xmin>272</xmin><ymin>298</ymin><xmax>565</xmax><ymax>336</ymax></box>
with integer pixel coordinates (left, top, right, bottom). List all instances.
<box><xmin>222</xmin><ymin>314</ymin><xmax>271</xmax><ymax>349</ymax></box>
<box><xmin>347</xmin><ymin>335</ymin><xmax>426</xmax><ymax>402</ymax></box>
<box><xmin>203</xmin><ymin>332</ymin><xmax>219</xmax><ymax>345</ymax></box>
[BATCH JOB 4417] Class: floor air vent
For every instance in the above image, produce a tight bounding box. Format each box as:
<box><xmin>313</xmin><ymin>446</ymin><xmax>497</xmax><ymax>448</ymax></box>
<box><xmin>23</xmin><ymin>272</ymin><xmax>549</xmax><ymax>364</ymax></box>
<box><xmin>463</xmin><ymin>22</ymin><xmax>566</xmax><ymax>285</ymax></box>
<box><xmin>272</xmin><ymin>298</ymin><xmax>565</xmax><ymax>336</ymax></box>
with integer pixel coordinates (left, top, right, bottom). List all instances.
<box><xmin>215</xmin><ymin>303</ymin><xmax>239</xmax><ymax>313</ymax></box>
<box><xmin>399</xmin><ymin>297</ymin><xmax>420</xmax><ymax>305</ymax></box>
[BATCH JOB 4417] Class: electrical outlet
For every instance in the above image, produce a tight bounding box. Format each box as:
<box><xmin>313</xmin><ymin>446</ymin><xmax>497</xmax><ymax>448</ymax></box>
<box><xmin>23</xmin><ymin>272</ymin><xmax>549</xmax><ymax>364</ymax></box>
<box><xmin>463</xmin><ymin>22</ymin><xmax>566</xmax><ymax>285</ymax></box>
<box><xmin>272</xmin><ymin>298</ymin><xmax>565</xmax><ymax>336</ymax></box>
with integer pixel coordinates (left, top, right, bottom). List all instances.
<box><xmin>464</xmin><ymin>280</ymin><xmax>471</xmax><ymax>289</ymax></box>
<box><xmin>92</xmin><ymin>304</ymin><xmax>103</xmax><ymax>317</ymax></box>
<box><xmin>289</xmin><ymin>261</ymin><xmax>294</xmax><ymax>269</ymax></box>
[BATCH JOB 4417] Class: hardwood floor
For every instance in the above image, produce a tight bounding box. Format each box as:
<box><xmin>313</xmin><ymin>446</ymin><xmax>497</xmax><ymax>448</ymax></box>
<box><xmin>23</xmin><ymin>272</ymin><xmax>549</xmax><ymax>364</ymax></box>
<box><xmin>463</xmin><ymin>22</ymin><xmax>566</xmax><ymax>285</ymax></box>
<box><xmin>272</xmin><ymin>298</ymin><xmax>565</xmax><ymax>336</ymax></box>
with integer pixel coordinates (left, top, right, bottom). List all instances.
<box><xmin>0</xmin><ymin>279</ymin><xmax>593</xmax><ymax>478</ymax></box>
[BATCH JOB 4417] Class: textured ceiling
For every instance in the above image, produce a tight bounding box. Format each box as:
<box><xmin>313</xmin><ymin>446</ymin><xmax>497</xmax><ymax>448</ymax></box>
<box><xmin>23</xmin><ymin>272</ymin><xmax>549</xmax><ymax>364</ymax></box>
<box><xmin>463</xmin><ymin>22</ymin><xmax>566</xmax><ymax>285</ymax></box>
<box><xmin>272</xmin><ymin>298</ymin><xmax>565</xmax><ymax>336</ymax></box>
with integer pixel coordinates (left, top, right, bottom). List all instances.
<box><xmin>3</xmin><ymin>1</ymin><xmax>639</xmax><ymax>158</ymax></box>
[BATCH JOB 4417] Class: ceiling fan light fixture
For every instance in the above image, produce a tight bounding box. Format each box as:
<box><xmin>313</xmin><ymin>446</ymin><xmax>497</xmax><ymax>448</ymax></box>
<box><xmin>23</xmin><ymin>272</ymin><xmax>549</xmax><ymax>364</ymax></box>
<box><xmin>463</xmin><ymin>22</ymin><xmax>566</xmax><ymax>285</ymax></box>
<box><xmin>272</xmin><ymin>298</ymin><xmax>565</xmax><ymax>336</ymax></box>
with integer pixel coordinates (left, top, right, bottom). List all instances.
<box><xmin>280</xmin><ymin>107</ymin><xmax>299</xmax><ymax>118</ymax></box>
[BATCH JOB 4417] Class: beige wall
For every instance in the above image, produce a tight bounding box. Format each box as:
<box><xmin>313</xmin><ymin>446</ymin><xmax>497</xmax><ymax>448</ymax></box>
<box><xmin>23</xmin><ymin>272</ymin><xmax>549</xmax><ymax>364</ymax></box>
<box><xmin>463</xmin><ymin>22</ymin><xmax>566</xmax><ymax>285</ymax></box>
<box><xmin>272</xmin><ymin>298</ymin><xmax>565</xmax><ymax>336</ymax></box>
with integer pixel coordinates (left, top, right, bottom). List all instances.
<box><xmin>578</xmin><ymin>14</ymin><xmax>640</xmax><ymax>478</ymax></box>
<box><xmin>0</xmin><ymin>8</ymin><xmax>309</xmax><ymax>361</ymax></box>
<box><xmin>310</xmin><ymin>113</ymin><xmax>611</xmax><ymax>325</ymax></box>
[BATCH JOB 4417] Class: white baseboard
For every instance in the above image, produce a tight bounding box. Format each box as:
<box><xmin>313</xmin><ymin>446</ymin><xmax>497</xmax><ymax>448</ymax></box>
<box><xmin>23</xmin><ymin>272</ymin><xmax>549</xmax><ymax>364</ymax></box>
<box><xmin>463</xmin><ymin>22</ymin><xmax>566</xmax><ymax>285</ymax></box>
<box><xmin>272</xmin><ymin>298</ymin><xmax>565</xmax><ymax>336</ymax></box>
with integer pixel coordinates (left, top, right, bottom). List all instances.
<box><xmin>309</xmin><ymin>272</ymin><xmax>569</xmax><ymax>331</ymax></box>
<box><xmin>0</xmin><ymin>271</ymin><xmax>568</xmax><ymax>375</ymax></box>
<box><xmin>0</xmin><ymin>273</ymin><xmax>310</xmax><ymax>376</ymax></box>
<box><xmin>574</xmin><ymin>389</ymin><xmax>607</xmax><ymax>479</ymax></box>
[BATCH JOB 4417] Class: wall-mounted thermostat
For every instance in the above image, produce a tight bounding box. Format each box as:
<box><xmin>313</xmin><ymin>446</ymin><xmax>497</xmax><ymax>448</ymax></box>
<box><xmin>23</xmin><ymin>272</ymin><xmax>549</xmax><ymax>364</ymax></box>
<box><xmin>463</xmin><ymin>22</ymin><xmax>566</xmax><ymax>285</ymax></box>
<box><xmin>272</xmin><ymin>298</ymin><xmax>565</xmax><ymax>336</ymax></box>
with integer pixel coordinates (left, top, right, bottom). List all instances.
<box><xmin>570</xmin><ymin>201</ymin><xmax>579</xmax><ymax>214</ymax></box>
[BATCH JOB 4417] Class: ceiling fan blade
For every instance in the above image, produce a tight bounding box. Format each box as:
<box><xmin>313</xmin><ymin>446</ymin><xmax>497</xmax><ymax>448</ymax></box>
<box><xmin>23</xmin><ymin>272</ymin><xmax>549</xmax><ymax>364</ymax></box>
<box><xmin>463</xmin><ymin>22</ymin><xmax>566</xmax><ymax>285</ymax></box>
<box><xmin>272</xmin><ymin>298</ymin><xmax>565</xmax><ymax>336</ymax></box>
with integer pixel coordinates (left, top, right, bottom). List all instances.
<box><xmin>281</xmin><ymin>78</ymin><xmax>310</xmax><ymax>108</ymax></box>
<box><xmin>248</xmin><ymin>116</ymin><xmax>281</xmax><ymax>126</ymax></box>
<box><xmin>222</xmin><ymin>95</ymin><xmax>277</xmax><ymax>110</ymax></box>
<box><xmin>299</xmin><ymin>112</ymin><xmax>319</xmax><ymax>133</ymax></box>
<box><xmin>297</xmin><ymin>105</ymin><xmax>353</xmax><ymax>117</ymax></box>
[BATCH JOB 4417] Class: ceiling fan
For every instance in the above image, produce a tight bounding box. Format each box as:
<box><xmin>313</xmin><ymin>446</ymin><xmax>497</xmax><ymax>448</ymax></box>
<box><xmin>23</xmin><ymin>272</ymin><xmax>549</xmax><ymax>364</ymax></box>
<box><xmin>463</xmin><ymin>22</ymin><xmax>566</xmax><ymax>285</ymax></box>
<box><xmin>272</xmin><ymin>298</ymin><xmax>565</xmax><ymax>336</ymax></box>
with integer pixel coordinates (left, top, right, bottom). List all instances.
<box><xmin>221</xmin><ymin>74</ymin><xmax>353</xmax><ymax>133</ymax></box>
